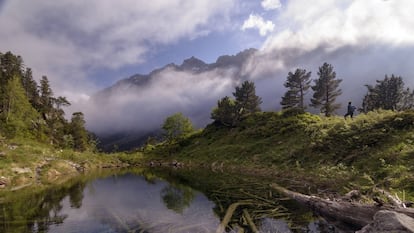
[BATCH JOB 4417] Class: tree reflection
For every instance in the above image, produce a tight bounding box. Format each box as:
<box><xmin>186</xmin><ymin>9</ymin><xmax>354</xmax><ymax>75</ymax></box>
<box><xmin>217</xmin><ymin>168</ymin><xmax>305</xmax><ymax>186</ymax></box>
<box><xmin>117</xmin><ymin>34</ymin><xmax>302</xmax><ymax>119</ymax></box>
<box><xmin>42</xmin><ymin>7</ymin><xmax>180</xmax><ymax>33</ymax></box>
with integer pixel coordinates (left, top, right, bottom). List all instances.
<box><xmin>151</xmin><ymin>168</ymin><xmax>314</xmax><ymax>232</ymax></box>
<box><xmin>160</xmin><ymin>184</ymin><xmax>195</xmax><ymax>214</ymax></box>
<box><xmin>0</xmin><ymin>180</ymin><xmax>86</xmax><ymax>232</ymax></box>
<box><xmin>68</xmin><ymin>182</ymin><xmax>85</xmax><ymax>208</ymax></box>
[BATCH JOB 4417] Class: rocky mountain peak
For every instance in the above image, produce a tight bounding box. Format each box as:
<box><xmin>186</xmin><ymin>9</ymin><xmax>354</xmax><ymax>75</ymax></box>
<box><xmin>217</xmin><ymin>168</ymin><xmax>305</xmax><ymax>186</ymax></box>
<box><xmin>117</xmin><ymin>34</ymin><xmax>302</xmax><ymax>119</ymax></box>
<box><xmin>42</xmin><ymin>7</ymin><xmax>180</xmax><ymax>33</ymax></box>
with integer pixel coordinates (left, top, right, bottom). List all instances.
<box><xmin>180</xmin><ymin>56</ymin><xmax>208</xmax><ymax>72</ymax></box>
<box><xmin>215</xmin><ymin>48</ymin><xmax>257</xmax><ymax>68</ymax></box>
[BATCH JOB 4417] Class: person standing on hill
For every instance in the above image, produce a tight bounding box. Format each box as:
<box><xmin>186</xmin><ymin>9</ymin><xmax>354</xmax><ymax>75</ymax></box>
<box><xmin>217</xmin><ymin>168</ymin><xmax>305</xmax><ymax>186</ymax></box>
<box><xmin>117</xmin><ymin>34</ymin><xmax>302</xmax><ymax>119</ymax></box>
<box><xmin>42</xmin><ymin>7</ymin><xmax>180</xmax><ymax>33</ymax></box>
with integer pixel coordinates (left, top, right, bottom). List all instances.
<box><xmin>344</xmin><ymin>102</ymin><xmax>356</xmax><ymax>119</ymax></box>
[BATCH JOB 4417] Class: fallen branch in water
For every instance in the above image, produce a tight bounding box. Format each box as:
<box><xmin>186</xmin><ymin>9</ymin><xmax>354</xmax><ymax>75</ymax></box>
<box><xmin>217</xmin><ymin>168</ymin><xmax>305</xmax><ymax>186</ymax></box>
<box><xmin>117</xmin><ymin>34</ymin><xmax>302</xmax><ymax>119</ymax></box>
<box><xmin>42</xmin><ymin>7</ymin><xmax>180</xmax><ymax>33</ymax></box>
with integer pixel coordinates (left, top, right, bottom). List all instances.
<box><xmin>216</xmin><ymin>202</ymin><xmax>245</xmax><ymax>233</ymax></box>
<box><xmin>242</xmin><ymin>209</ymin><xmax>259</xmax><ymax>233</ymax></box>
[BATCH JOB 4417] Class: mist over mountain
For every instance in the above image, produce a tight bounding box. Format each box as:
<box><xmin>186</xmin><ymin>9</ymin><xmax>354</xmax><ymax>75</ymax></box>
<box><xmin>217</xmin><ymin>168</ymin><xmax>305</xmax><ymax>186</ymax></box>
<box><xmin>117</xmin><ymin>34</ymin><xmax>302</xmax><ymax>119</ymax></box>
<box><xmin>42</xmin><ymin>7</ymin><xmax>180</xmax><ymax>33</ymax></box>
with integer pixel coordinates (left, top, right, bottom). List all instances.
<box><xmin>81</xmin><ymin>44</ymin><xmax>414</xmax><ymax>151</ymax></box>
<box><xmin>83</xmin><ymin>49</ymin><xmax>257</xmax><ymax>150</ymax></box>
<box><xmin>2</xmin><ymin>0</ymin><xmax>414</xmax><ymax>151</ymax></box>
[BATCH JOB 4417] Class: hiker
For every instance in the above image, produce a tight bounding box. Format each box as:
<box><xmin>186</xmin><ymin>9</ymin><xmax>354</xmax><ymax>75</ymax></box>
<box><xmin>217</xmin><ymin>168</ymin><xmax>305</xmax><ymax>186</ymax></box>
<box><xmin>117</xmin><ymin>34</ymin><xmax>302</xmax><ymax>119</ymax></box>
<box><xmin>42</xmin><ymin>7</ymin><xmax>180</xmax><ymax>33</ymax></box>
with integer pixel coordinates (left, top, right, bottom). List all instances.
<box><xmin>344</xmin><ymin>102</ymin><xmax>356</xmax><ymax>119</ymax></box>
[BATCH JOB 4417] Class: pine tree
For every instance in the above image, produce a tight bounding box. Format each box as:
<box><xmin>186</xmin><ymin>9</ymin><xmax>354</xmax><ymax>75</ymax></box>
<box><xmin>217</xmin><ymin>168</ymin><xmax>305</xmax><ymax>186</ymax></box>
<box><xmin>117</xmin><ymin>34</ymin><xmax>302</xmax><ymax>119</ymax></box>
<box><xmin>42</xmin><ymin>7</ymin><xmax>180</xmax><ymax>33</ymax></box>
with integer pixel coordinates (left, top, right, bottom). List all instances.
<box><xmin>211</xmin><ymin>96</ymin><xmax>238</xmax><ymax>127</ymax></box>
<box><xmin>70</xmin><ymin>112</ymin><xmax>89</xmax><ymax>151</ymax></box>
<box><xmin>361</xmin><ymin>75</ymin><xmax>411</xmax><ymax>112</ymax></box>
<box><xmin>38</xmin><ymin>76</ymin><xmax>73</xmax><ymax>145</ymax></box>
<box><xmin>280</xmin><ymin>68</ymin><xmax>311</xmax><ymax>110</ymax></box>
<box><xmin>2</xmin><ymin>76</ymin><xmax>40</xmax><ymax>137</ymax></box>
<box><xmin>211</xmin><ymin>81</ymin><xmax>262</xmax><ymax>127</ymax></box>
<box><xmin>233</xmin><ymin>80</ymin><xmax>262</xmax><ymax>118</ymax></box>
<box><xmin>21</xmin><ymin>68</ymin><xmax>40</xmax><ymax>108</ymax></box>
<box><xmin>0</xmin><ymin>52</ymin><xmax>24</xmax><ymax>115</ymax></box>
<box><xmin>0</xmin><ymin>52</ymin><xmax>24</xmax><ymax>79</ymax></box>
<box><xmin>310</xmin><ymin>63</ymin><xmax>342</xmax><ymax>116</ymax></box>
<box><xmin>400</xmin><ymin>88</ymin><xmax>414</xmax><ymax>110</ymax></box>
<box><xmin>39</xmin><ymin>76</ymin><xmax>53</xmax><ymax>119</ymax></box>
<box><xmin>0</xmin><ymin>51</ymin><xmax>89</xmax><ymax>148</ymax></box>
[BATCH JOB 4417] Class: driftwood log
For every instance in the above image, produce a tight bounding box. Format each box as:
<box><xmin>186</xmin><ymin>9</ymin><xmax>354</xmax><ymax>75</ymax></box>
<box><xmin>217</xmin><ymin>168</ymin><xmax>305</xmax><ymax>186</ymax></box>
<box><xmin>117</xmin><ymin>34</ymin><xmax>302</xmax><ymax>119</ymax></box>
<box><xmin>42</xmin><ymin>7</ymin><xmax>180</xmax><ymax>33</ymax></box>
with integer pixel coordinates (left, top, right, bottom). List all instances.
<box><xmin>270</xmin><ymin>183</ymin><xmax>414</xmax><ymax>229</ymax></box>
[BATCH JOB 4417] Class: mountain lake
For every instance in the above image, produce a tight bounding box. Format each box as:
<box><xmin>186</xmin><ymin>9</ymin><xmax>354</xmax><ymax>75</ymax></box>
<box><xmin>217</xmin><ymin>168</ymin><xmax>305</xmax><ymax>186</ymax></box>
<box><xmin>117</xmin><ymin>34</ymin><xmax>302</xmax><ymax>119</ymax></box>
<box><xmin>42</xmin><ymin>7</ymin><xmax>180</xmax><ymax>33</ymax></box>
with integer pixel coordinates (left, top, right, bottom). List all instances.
<box><xmin>0</xmin><ymin>168</ymin><xmax>358</xmax><ymax>233</ymax></box>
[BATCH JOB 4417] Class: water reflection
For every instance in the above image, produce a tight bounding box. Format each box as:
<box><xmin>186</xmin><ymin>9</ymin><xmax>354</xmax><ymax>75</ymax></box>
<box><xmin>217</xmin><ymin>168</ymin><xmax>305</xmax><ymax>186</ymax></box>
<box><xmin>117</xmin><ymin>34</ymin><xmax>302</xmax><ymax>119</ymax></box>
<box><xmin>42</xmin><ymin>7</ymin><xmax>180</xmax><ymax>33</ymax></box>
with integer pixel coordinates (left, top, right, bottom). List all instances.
<box><xmin>161</xmin><ymin>184</ymin><xmax>195</xmax><ymax>214</ymax></box>
<box><xmin>0</xmin><ymin>169</ymin><xmax>353</xmax><ymax>233</ymax></box>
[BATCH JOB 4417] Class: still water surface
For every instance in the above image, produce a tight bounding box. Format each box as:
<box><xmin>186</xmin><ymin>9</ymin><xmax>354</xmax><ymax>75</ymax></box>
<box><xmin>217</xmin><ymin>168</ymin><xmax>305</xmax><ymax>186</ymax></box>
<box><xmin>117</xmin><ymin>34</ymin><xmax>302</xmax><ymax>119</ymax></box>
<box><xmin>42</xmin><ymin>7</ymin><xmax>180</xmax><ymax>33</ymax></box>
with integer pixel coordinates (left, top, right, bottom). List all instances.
<box><xmin>0</xmin><ymin>168</ymin><xmax>356</xmax><ymax>233</ymax></box>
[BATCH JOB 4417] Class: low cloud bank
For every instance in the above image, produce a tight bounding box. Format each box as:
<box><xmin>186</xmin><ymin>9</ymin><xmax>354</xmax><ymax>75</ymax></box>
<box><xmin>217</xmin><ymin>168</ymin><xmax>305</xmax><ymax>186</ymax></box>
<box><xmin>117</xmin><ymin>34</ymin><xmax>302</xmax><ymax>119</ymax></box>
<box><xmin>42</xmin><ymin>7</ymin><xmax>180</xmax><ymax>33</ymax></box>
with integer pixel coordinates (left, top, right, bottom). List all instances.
<box><xmin>77</xmin><ymin>41</ymin><xmax>414</xmax><ymax>138</ymax></box>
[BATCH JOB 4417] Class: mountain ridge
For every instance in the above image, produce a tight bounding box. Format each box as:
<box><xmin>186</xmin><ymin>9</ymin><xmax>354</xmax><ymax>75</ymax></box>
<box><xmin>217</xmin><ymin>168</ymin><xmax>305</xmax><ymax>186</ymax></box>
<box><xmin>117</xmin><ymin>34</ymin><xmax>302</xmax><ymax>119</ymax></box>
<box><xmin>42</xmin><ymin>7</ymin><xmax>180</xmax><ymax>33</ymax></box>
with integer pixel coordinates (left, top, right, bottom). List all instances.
<box><xmin>93</xmin><ymin>48</ymin><xmax>257</xmax><ymax>103</ymax></box>
<box><xmin>89</xmin><ymin>48</ymin><xmax>258</xmax><ymax>151</ymax></box>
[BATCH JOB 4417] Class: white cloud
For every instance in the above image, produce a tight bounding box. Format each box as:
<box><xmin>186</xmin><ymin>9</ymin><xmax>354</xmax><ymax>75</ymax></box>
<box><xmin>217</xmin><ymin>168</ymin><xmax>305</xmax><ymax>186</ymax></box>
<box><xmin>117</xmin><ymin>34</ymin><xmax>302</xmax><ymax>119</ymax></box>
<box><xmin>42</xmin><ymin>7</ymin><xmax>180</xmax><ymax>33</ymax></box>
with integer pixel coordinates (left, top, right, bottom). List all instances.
<box><xmin>4</xmin><ymin>0</ymin><xmax>414</xmax><ymax>138</ymax></box>
<box><xmin>241</xmin><ymin>14</ymin><xmax>275</xmax><ymax>36</ymax></box>
<box><xmin>263</xmin><ymin>0</ymin><xmax>414</xmax><ymax>52</ymax></box>
<box><xmin>82</xmin><ymin>67</ymin><xmax>238</xmax><ymax>134</ymax></box>
<box><xmin>0</xmin><ymin>0</ymin><xmax>236</xmax><ymax>100</ymax></box>
<box><xmin>261</xmin><ymin>0</ymin><xmax>282</xmax><ymax>10</ymax></box>
<box><xmin>241</xmin><ymin>0</ymin><xmax>414</xmax><ymax>113</ymax></box>
<box><xmin>82</xmin><ymin>0</ymin><xmax>414</xmax><ymax>138</ymax></box>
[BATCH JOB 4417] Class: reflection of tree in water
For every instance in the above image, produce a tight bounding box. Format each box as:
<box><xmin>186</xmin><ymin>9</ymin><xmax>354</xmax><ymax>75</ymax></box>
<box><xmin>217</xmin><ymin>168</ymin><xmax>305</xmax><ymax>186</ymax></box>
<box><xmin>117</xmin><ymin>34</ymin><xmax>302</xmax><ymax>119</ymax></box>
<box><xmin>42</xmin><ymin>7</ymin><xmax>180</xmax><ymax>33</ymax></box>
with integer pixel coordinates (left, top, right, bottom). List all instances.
<box><xmin>0</xmin><ymin>180</ymin><xmax>86</xmax><ymax>233</ymax></box>
<box><xmin>160</xmin><ymin>184</ymin><xmax>195</xmax><ymax>214</ymax></box>
<box><xmin>68</xmin><ymin>182</ymin><xmax>85</xmax><ymax>208</ymax></box>
<box><xmin>142</xmin><ymin>171</ymin><xmax>158</xmax><ymax>184</ymax></box>
<box><xmin>151</xmin><ymin>169</ymin><xmax>321</xmax><ymax>233</ymax></box>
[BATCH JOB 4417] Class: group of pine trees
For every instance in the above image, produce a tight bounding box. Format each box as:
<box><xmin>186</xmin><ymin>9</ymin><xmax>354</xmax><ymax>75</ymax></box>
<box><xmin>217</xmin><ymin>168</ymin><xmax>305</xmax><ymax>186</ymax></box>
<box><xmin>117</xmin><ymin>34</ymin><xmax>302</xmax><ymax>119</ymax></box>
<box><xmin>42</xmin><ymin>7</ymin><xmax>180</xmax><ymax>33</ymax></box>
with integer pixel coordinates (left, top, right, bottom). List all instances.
<box><xmin>211</xmin><ymin>80</ymin><xmax>262</xmax><ymax>126</ymax></box>
<box><xmin>0</xmin><ymin>51</ymin><xmax>90</xmax><ymax>151</ymax></box>
<box><xmin>281</xmin><ymin>62</ymin><xmax>343</xmax><ymax>116</ymax></box>
<box><xmin>212</xmin><ymin>62</ymin><xmax>414</xmax><ymax>126</ymax></box>
<box><xmin>361</xmin><ymin>75</ymin><xmax>414</xmax><ymax>112</ymax></box>
<box><xmin>281</xmin><ymin>63</ymin><xmax>414</xmax><ymax>115</ymax></box>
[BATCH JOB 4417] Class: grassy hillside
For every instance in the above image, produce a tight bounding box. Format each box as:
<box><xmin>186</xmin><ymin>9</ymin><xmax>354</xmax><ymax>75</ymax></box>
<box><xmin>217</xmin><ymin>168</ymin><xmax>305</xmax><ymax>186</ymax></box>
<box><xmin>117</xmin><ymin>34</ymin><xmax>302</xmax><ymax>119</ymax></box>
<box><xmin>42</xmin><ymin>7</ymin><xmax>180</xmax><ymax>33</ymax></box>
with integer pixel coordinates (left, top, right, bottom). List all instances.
<box><xmin>148</xmin><ymin>110</ymin><xmax>414</xmax><ymax>199</ymax></box>
<box><xmin>0</xmin><ymin>135</ymin><xmax>144</xmax><ymax>192</ymax></box>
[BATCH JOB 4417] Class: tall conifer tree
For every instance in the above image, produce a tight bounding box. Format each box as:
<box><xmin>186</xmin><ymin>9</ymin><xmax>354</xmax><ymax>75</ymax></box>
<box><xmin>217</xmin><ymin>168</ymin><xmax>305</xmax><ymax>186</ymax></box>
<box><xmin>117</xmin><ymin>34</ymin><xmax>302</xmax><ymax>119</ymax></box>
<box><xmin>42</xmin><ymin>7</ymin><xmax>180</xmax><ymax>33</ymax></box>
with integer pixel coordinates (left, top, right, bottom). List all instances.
<box><xmin>310</xmin><ymin>63</ymin><xmax>342</xmax><ymax>117</ymax></box>
<box><xmin>233</xmin><ymin>80</ymin><xmax>262</xmax><ymax>118</ymax></box>
<box><xmin>211</xmin><ymin>96</ymin><xmax>237</xmax><ymax>127</ymax></box>
<box><xmin>39</xmin><ymin>76</ymin><xmax>53</xmax><ymax>118</ymax></box>
<box><xmin>70</xmin><ymin>112</ymin><xmax>89</xmax><ymax>151</ymax></box>
<box><xmin>280</xmin><ymin>68</ymin><xmax>311</xmax><ymax>110</ymax></box>
<box><xmin>2</xmin><ymin>76</ymin><xmax>39</xmax><ymax>137</ymax></box>
<box><xmin>21</xmin><ymin>68</ymin><xmax>40</xmax><ymax>108</ymax></box>
<box><xmin>211</xmin><ymin>80</ymin><xmax>262</xmax><ymax>126</ymax></box>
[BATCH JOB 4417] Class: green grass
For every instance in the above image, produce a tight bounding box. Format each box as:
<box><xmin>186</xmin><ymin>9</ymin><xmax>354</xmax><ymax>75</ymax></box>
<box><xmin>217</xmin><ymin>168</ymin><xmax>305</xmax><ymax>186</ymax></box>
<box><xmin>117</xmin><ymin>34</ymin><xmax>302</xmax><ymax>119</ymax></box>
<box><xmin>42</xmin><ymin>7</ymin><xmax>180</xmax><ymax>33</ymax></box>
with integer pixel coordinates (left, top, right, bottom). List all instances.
<box><xmin>148</xmin><ymin>110</ymin><xmax>414</xmax><ymax>200</ymax></box>
<box><xmin>3</xmin><ymin>109</ymin><xmax>414</xmax><ymax>202</ymax></box>
<box><xmin>0</xmin><ymin>135</ymin><xmax>144</xmax><ymax>191</ymax></box>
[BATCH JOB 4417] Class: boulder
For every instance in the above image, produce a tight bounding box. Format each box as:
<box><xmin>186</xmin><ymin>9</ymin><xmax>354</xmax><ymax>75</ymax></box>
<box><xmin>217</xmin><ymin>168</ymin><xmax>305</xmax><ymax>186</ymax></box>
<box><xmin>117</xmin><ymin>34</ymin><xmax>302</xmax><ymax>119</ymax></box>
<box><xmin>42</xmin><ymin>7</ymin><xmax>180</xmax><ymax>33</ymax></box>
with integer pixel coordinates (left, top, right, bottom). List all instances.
<box><xmin>8</xmin><ymin>144</ymin><xmax>18</xmax><ymax>150</ymax></box>
<box><xmin>46</xmin><ymin>169</ymin><xmax>61</xmax><ymax>180</ymax></box>
<box><xmin>356</xmin><ymin>210</ymin><xmax>414</xmax><ymax>233</ymax></box>
<box><xmin>11</xmin><ymin>167</ymin><xmax>32</xmax><ymax>174</ymax></box>
<box><xmin>0</xmin><ymin>176</ymin><xmax>9</xmax><ymax>188</ymax></box>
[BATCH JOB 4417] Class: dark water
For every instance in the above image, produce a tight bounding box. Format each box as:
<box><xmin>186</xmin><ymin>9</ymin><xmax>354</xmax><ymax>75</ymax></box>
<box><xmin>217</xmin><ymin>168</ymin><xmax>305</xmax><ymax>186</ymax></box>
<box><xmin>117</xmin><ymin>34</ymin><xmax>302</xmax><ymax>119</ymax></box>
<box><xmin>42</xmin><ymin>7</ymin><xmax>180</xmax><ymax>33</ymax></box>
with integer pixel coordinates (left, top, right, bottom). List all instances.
<box><xmin>0</xmin><ymin>168</ymin><xmax>356</xmax><ymax>233</ymax></box>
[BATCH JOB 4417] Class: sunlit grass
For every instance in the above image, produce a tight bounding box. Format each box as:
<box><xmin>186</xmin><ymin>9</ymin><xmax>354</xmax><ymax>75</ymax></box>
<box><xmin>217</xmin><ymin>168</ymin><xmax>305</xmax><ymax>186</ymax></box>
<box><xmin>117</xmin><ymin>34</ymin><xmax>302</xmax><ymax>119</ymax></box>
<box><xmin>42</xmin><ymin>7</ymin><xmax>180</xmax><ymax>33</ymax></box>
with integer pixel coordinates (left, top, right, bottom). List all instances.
<box><xmin>148</xmin><ymin>110</ymin><xmax>414</xmax><ymax>201</ymax></box>
<box><xmin>0</xmin><ymin>135</ymin><xmax>145</xmax><ymax>191</ymax></box>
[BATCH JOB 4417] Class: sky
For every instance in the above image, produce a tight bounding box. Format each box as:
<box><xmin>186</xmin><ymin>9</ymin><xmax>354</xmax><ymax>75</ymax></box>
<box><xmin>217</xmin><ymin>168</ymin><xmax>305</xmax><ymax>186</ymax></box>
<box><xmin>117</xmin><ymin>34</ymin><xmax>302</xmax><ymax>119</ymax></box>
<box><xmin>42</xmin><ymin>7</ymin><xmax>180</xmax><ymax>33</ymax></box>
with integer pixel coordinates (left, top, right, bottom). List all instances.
<box><xmin>1</xmin><ymin>0</ymin><xmax>414</xmax><ymax>134</ymax></box>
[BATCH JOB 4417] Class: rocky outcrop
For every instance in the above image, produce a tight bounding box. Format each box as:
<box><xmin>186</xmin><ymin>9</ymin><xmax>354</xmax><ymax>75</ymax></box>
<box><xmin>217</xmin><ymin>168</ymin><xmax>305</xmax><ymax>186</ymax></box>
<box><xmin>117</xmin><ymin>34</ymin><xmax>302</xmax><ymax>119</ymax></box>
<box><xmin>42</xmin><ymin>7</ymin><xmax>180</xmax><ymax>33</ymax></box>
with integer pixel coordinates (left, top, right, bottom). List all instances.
<box><xmin>356</xmin><ymin>210</ymin><xmax>414</xmax><ymax>233</ymax></box>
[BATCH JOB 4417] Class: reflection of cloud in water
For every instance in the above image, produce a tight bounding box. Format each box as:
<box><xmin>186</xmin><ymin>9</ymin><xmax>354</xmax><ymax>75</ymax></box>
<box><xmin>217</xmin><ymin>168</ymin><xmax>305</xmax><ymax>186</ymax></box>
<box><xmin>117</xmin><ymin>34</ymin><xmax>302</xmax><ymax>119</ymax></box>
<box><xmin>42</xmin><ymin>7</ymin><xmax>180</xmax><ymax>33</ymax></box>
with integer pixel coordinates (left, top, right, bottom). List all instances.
<box><xmin>48</xmin><ymin>174</ymin><xmax>219</xmax><ymax>233</ymax></box>
<box><xmin>260</xmin><ymin>218</ymin><xmax>292</xmax><ymax>233</ymax></box>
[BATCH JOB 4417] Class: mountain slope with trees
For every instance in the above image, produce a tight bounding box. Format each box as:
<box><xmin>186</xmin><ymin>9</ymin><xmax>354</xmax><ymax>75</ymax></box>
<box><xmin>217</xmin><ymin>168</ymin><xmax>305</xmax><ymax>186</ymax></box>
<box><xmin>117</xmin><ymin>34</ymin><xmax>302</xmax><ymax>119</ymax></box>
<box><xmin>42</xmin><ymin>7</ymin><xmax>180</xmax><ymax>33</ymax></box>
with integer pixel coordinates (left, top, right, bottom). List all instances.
<box><xmin>0</xmin><ymin>51</ymin><xmax>142</xmax><ymax>191</ymax></box>
<box><xmin>0</xmin><ymin>51</ymin><xmax>91</xmax><ymax>150</ymax></box>
<box><xmin>150</xmin><ymin>109</ymin><xmax>414</xmax><ymax>200</ymax></box>
<box><xmin>148</xmin><ymin>70</ymin><xmax>414</xmax><ymax>202</ymax></box>
<box><xmin>88</xmin><ymin>49</ymin><xmax>259</xmax><ymax>151</ymax></box>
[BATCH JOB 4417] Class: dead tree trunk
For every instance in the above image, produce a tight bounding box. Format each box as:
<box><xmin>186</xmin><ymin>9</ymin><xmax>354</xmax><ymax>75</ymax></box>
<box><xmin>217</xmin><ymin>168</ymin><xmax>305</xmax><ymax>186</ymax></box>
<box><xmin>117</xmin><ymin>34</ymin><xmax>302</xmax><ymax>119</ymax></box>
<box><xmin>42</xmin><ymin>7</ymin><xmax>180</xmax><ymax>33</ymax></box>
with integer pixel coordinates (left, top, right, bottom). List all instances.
<box><xmin>270</xmin><ymin>183</ymin><xmax>414</xmax><ymax>229</ymax></box>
